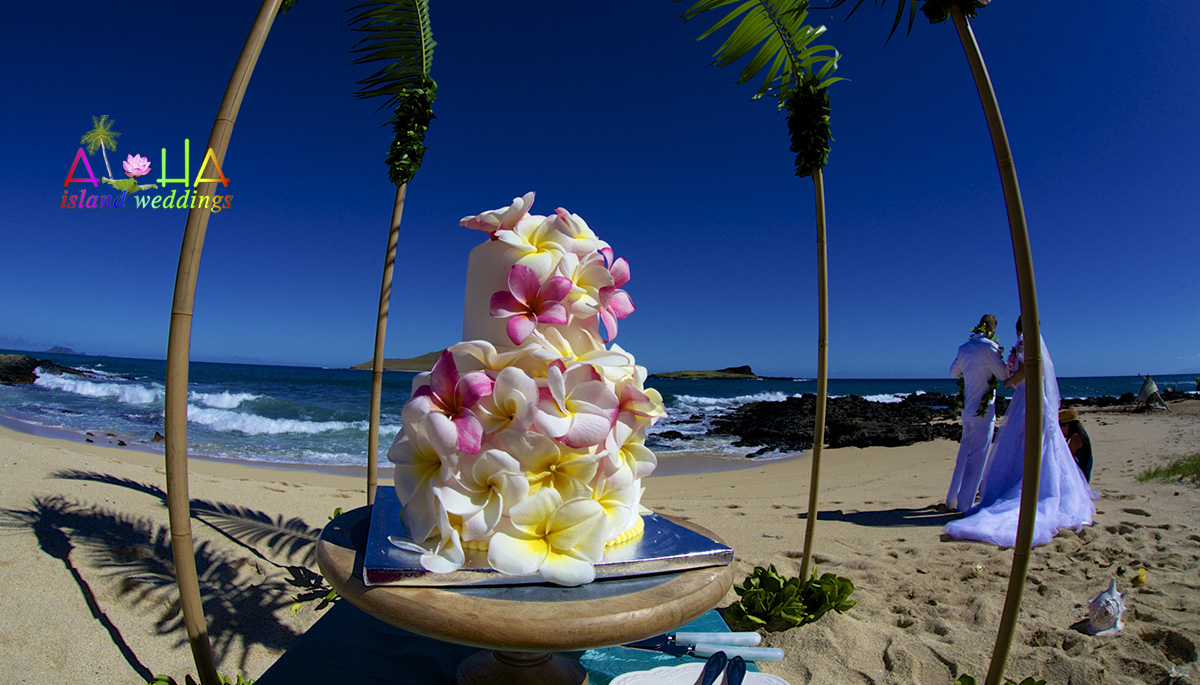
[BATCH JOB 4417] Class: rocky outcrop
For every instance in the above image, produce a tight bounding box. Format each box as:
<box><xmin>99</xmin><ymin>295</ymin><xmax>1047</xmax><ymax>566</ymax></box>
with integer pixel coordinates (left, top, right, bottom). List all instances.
<box><xmin>0</xmin><ymin>354</ymin><xmax>85</xmax><ymax>385</ymax></box>
<box><xmin>708</xmin><ymin>393</ymin><xmax>963</xmax><ymax>457</ymax></box>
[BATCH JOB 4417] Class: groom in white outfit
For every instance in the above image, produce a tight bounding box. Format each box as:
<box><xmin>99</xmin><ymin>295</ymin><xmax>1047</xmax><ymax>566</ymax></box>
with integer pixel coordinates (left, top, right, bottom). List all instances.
<box><xmin>946</xmin><ymin>314</ymin><xmax>1008</xmax><ymax>512</ymax></box>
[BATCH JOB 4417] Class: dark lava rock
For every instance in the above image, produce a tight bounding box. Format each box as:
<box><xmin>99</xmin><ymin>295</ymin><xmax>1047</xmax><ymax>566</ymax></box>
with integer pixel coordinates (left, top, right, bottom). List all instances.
<box><xmin>708</xmin><ymin>393</ymin><xmax>962</xmax><ymax>454</ymax></box>
<box><xmin>0</xmin><ymin>353</ymin><xmax>87</xmax><ymax>385</ymax></box>
<box><xmin>656</xmin><ymin>430</ymin><xmax>687</xmax><ymax>440</ymax></box>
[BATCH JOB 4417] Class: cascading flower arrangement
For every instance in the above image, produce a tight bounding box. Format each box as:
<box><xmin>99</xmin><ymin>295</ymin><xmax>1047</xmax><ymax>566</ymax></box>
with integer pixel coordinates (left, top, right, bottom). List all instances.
<box><xmin>388</xmin><ymin>193</ymin><xmax>666</xmax><ymax>586</ymax></box>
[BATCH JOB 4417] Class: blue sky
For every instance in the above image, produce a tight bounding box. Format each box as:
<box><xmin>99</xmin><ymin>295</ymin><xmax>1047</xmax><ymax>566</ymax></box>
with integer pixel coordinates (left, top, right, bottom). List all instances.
<box><xmin>2</xmin><ymin>2</ymin><xmax>1197</xmax><ymax>378</ymax></box>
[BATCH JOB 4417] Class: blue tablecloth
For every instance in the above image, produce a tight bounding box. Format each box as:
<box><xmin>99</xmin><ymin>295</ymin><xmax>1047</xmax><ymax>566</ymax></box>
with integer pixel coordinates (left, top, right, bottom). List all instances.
<box><xmin>258</xmin><ymin>602</ymin><xmax>759</xmax><ymax>684</ymax></box>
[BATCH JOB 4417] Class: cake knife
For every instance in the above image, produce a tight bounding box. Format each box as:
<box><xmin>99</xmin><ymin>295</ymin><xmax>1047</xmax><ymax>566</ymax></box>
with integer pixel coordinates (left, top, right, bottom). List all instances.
<box><xmin>624</xmin><ymin>633</ymin><xmax>783</xmax><ymax>661</ymax></box>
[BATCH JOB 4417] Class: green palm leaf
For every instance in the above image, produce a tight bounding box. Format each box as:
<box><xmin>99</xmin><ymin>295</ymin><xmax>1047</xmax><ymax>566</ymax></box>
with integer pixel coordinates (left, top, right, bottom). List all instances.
<box><xmin>680</xmin><ymin>0</ymin><xmax>842</xmax><ymax>108</ymax></box>
<box><xmin>80</xmin><ymin>114</ymin><xmax>120</xmax><ymax>155</ymax></box>
<box><xmin>347</xmin><ymin>0</ymin><xmax>437</xmax><ymax>185</ymax></box>
<box><xmin>822</xmin><ymin>0</ymin><xmax>988</xmax><ymax>40</ymax></box>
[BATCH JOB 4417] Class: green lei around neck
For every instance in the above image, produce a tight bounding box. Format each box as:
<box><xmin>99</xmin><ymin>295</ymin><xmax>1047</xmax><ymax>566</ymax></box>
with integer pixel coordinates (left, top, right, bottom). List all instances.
<box><xmin>955</xmin><ymin>324</ymin><xmax>1005</xmax><ymax>418</ymax></box>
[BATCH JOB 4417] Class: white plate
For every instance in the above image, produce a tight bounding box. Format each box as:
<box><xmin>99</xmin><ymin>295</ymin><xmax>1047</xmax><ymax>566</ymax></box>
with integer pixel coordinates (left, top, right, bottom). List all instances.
<box><xmin>610</xmin><ymin>662</ymin><xmax>789</xmax><ymax>685</ymax></box>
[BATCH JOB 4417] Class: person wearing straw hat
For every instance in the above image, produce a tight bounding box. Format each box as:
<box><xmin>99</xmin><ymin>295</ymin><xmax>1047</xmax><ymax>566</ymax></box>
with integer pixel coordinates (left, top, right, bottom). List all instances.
<box><xmin>945</xmin><ymin>314</ymin><xmax>1009</xmax><ymax>512</ymax></box>
<box><xmin>1058</xmin><ymin>407</ymin><xmax>1093</xmax><ymax>482</ymax></box>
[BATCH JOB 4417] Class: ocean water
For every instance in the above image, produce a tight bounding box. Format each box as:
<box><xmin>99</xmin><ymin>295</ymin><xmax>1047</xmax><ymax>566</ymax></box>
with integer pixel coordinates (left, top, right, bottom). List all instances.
<box><xmin>2</xmin><ymin>349</ymin><xmax>1195</xmax><ymax>470</ymax></box>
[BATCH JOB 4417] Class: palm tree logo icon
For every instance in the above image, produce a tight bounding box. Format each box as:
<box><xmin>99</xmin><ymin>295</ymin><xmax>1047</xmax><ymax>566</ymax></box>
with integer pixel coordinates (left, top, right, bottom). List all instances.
<box><xmin>80</xmin><ymin>115</ymin><xmax>158</xmax><ymax>194</ymax></box>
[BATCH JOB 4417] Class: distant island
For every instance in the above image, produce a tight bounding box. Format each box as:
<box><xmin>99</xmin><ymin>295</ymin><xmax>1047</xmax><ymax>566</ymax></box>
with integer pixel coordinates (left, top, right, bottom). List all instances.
<box><xmin>648</xmin><ymin>365</ymin><xmax>793</xmax><ymax>381</ymax></box>
<box><xmin>46</xmin><ymin>346</ymin><xmax>78</xmax><ymax>355</ymax></box>
<box><xmin>350</xmin><ymin>350</ymin><xmax>443</xmax><ymax>372</ymax></box>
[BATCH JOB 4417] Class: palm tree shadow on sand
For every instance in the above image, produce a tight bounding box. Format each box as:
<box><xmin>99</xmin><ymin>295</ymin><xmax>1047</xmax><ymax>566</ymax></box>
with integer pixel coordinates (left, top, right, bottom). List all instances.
<box><xmin>799</xmin><ymin>503</ymin><xmax>963</xmax><ymax>528</ymax></box>
<box><xmin>0</xmin><ymin>471</ymin><xmax>332</xmax><ymax>677</ymax></box>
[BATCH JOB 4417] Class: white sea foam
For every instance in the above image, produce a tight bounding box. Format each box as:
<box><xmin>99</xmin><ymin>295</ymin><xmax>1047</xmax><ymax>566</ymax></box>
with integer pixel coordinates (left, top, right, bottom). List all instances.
<box><xmin>672</xmin><ymin>391</ymin><xmax>798</xmax><ymax>409</ymax></box>
<box><xmin>185</xmin><ymin>405</ymin><xmax>404</xmax><ymax>437</ymax></box>
<box><xmin>34</xmin><ymin>371</ymin><xmax>164</xmax><ymax>405</ymax></box>
<box><xmin>861</xmin><ymin>393</ymin><xmax>906</xmax><ymax>404</ymax></box>
<box><xmin>189</xmin><ymin>391</ymin><xmax>259</xmax><ymax>409</ymax></box>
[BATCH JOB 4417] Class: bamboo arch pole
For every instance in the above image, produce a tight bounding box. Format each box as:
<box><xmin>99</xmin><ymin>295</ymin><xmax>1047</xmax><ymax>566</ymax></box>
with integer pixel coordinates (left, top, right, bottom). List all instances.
<box><xmin>366</xmin><ymin>183</ymin><xmax>407</xmax><ymax>506</ymax></box>
<box><xmin>163</xmin><ymin>2</ymin><xmax>282</xmax><ymax>683</ymax></box>
<box><xmin>947</xmin><ymin>7</ymin><xmax>1043</xmax><ymax>685</ymax></box>
<box><xmin>798</xmin><ymin>166</ymin><xmax>829</xmax><ymax>581</ymax></box>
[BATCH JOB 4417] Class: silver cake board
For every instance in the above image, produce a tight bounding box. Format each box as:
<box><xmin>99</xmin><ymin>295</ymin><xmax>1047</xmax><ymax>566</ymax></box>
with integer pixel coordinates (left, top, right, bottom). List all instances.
<box><xmin>363</xmin><ymin>486</ymin><xmax>732</xmax><ymax>587</ymax></box>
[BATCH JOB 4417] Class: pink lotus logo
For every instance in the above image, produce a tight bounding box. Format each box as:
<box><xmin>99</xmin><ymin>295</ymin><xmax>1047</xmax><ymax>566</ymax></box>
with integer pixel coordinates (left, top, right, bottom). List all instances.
<box><xmin>63</xmin><ymin>114</ymin><xmax>233</xmax><ymax>213</ymax></box>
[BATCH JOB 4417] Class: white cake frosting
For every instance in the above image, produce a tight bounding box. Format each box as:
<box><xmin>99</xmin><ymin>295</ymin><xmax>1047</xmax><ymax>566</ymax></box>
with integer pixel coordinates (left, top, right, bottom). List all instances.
<box><xmin>387</xmin><ymin>192</ymin><xmax>665</xmax><ymax>586</ymax></box>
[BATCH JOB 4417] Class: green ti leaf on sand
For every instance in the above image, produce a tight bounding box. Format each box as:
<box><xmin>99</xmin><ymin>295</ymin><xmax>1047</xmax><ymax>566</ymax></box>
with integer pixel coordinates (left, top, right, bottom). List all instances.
<box><xmin>726</xmin><ymin>564</ymin><xmax>856</xmax><ymax>630</ymax></box>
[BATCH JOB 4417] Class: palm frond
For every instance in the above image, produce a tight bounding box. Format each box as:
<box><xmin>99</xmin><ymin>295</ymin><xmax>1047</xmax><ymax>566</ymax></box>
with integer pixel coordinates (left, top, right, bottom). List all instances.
<box><xmin>348</xmin><ymin>0</ymin><xmax>435</xmax><ymax>107</ymax></box>
<box><xmin>820</xmin><ymin>0</ymin><xmax>987</xmax><ymax>40</ymax></box>
<box><xmin>80</xmin><ymin>114</ymin><xmax>120</xmax><ymax>155</ymax></box>
<box><xmin>679</xmin><ymin>0</ymin><xmax>840</xmax><ymax>108</ymax></box>
<box><xmin>347</xmin><ymin>0</ymin><xmax>437</xmax><ymax>186</ymax></box>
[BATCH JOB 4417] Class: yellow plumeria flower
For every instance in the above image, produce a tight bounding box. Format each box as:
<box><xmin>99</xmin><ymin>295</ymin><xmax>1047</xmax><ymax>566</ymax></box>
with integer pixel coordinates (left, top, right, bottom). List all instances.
<box><xmin>487</xmin><ymin>488</ymin><xmax>607</xmax><ymax>586</ymax></box>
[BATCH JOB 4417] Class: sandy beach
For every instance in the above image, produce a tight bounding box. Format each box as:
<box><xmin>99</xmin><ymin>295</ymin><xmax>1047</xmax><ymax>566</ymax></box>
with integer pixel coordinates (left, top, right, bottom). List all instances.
<box><xmin>1</xmin><ymin>401</ymin><xmax>1197</xmax><ymax>684</ymax></box>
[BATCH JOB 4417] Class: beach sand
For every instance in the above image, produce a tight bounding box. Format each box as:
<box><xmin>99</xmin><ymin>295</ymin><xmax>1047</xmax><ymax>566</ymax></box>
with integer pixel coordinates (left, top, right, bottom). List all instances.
<box><xmin>1</xmin><ymin>401</ymin><xmax>1197</xmax><ymax>684</ymax></box>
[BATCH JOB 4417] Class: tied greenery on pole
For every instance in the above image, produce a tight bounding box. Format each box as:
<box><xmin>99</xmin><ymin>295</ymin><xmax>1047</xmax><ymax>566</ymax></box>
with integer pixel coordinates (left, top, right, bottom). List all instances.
<box><xmin>348</xmin><ymin>0</ymin><xmax>437</xmax><ymax>186</ymax></box>
<box><xmin>678</xmin><ymin>0</ymin><xmax>843</xmax><ymax>583</ymax></box>
<box><xmin>829</xmin><ymin>0</ymin><xmax>989</xmax><ymax>41</ymax></box>
<box><xmin>347</xmin><ymin>0</ymin><xmax>437</xmax><ymax>505</ymax></box>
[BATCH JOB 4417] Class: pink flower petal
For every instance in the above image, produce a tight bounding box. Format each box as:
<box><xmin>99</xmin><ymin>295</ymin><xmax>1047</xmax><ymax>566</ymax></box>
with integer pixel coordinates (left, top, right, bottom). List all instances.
<box><xmin>429</xmin><ymin>351</ymin><xmax>459</xmax><ymax>404</ymax></box>
<box><xmin>453</xmin><ymin>413</ymin><xmax>484</xmax><ymax>454</ymax></box>
<box><xmin>607</xmin><ymin>290</ymin><xmax>634</xmax><ymax>318</ymax></box>
<box><xmin>540</xmin><ymin>276</ymin><xmax>573</xmax><ymax>304</ymax></box>
<box><xmin>507</xmin><ymin>315</ymin><xmax>536</xmax><ymax>345</ymax></box>
<box><xmin>490</xmin><ymin>291</ymin><xmax>525</xmax><ymax>318</ymax></box>
<box><xmin>456</xmin><ymin>371</ymin><xmax>494</xmax><ymax>408</ymax></box>
<box><xmin>537</xmin><ymin>302</ymin><xmax>568</xmax><ymax>326</ymax></box>
<box><xmin>507</xmin><ymin>265</ymin><xmax>541</xmax><ymax>305</ymax></box>
<box><xmin>599</xmin><ymin>309</ymin><xmax>618</xmax><ymax>343</ymax></box>
<box><xmin>609</xmin><ymin>257</ymin><xmax>630</xmax><ymax>288</ymax></box>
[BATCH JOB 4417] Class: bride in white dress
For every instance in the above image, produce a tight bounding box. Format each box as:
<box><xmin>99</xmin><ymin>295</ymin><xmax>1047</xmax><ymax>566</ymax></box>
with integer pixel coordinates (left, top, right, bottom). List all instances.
<box><xmin>944</xmin><ymin>319</ymin><xmax>1098</xmax><ymax>547</ymax></box>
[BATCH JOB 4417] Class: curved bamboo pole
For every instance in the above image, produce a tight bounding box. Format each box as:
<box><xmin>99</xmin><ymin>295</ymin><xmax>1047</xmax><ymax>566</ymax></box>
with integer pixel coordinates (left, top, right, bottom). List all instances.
<box><xmin>948</xmin><ymin>7</ymin><xmax>1043</xmax><ymax>685</ymax></box>
<box><xmin>799</xmin><ymin>167</ymin><xmax>829</xmax><ymax>581</ymax></box>
<box><xmin>163</xmin><ymin>2</ymin><xmax>282</xmax><ymax>683</ymax></box>
<box><xmin>366</xmin><ymin>183</ymin><xmax>407</xmax><ymax>505</ymax></box>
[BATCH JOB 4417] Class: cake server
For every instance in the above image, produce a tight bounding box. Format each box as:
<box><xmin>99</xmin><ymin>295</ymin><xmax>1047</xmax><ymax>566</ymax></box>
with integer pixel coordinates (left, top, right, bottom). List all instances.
<box><xmin>725</xmin><ymin>655</ymin><xmax>748</xmax><ymax>685</ymax></box>
<box><xmin>699</xmin><ymin>650</ymin><xmax>728</xmax><ymax>685</ymax></box>
<box><xmin>624</xmin><ymin>633</ymin><xmax>783</xmax><ymax>661</ymax></box>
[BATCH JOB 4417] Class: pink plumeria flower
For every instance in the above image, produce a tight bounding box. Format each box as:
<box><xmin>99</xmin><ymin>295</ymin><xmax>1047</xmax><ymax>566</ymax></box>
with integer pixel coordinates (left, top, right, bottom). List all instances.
<box><xmin>410</xmin><ymin>350</ymin><xmax>494</xmax><ymax>454</ymax></box>
<box><xmin>535</xmin><ymin>360</ymin><xmax>619</xmax><ymax>449</ymax></box>
<box><xmin>123</xmin><ymin>153</ymin><xmax>152</xmax><ymax>178</ymax></box>
<box><xmin>490</xmin><ymin>264</ymin><xmax>572</xmax><ymax>345</ymax></box>
<box><xmin>596</xmin><ymin>247</ymin><xmax>634</xmax><ymax>343</ymax></box>
<box><xmin>460</xmin><ymin>191</ymin><xmax>536</xmax><ymax>239</ymax></box>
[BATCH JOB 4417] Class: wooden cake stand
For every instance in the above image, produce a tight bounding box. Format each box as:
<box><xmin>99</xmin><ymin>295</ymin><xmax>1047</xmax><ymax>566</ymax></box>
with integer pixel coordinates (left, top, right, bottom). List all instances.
<box><xmin>317</xmin><ymin>506</ymin><xmax>734</xmax><ymax>685</ymax></box>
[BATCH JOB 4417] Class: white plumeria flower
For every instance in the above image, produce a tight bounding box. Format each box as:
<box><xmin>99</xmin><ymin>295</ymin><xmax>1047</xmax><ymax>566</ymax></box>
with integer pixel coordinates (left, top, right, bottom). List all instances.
<box><xmin>487</xmin><ymin>488</ymin><xmax>607</xmax><ymax>586</ymax></box>
<box><xmin>474</xmin><ymin>366</ymin><xmax>540</xmax><ymax>440</ymax></box>
<box><xmin>495</xmin><ymin>213</ymin><xmax>572</xmax><ymax>280</ymax></box>
<box><xmin>459</xmin><ymin>191</ymin><xmax>538</xmax><ymax>238</ymax></box>
<box><xmin>392</xmin><ymin>487</ymin><xmax>465</xmax><ymax>574</ymax></box>
<box><xmin>549</xmin><ymin>207</ymin><xmax>607</xmax><ymax>257</ymax></box>
<box><xmin>440</xmin><ymin>448</ymin><xmax>529</xmax><ymax>542</ymax></box>
<box><xmin>499</xmin><ymin>430</ymin><xmax>601</xmax><ymax>500</ymax></box>
<box><xmin>604</xmin><ymin>416</ymin><xmax>658</xmax><ymax>481</ymax></box>
<box><xmin>591</xmin><ymin>467</ymin><xmax>639</xmax><ymax>541</ymax></box>
<box><xmin>388</xmin><ymin>421</ymin><xmax>458</xmax><ymax>543</ymax></box>
<box><xmin>556</xmin><ymin>250</ymin><xmax>613</xmax><ymax>319</ymax></box>
<box><xmin>535</xmin><ymin>360</ymin><xmax>619</xmax><ymax>449</ymax></box>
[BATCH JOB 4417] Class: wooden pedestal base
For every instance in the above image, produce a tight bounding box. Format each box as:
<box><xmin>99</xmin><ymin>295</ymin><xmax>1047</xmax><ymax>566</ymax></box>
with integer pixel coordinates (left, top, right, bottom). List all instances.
<box><xmin>456</xmin><ymin>650</ymin><xmax>588</xmax><ymax>685</ymax></box>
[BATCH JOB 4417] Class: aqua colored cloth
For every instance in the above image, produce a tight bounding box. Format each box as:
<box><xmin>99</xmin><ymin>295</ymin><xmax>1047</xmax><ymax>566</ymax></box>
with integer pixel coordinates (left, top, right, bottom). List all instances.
<box><xmin>258</xmin><ymin>603</ymin><xmax>757</xmax><ymax>684</ymax></box>
<box><xmin>577</xmin><ymin>609</ymin><xmax>761</xmax><ymax>684</ymax></box>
